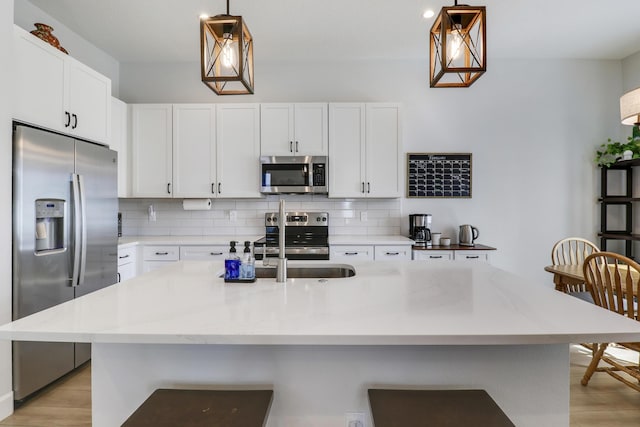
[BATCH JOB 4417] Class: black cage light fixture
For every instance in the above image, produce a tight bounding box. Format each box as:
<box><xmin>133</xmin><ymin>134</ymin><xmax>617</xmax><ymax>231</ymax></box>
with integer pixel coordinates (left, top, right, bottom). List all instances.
<box><xmin>200</xmin><ymin>0</ymin><xmax>254</xmax><ymax>95</ymax></box>
<box><xmin>429</xmin><ymin>1</ymin><xmax>486</xmax><ymax>88</ymax></box>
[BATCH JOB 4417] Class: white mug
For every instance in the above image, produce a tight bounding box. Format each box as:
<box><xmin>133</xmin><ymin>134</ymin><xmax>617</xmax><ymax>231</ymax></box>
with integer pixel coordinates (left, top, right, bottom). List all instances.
<box><xmin>431</xmin><ymin>232</ymin><xmax>442</xmax><ymax>246</ymax></box>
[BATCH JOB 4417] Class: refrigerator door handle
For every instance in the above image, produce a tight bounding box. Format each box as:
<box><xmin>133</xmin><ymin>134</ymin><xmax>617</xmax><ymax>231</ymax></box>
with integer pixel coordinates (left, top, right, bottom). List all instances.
<box><xmin>77</xmin><ymin>174</ymin><xmax>88</xmax><ymax>286</ymax></box>
<box><xmin>71</xmin><ymin>173</ymin><xmax>81</xmax><ymax>286</ymax></box>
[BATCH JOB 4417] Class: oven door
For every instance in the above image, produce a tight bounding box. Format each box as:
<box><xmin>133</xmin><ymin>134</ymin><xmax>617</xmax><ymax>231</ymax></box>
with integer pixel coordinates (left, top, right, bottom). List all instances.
<box><xmin>260</xmin><ymin>156</ymin><xmax>312</xmax><ymax>194</ymax></box>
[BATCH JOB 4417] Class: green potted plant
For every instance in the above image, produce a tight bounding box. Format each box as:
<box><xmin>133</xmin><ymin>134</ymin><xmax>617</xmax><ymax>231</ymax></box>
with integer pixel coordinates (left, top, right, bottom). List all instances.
<box><xmin>596</xmin><ymin>135</ymin><xmax>640</xmax><ymax>167</ymax></box>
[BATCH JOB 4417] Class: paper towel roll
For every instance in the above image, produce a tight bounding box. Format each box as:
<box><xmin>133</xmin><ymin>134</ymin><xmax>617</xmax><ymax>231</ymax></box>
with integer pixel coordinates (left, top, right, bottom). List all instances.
<box><xmin>182</xmin><ymin>199</ymin><xmax>212</xmax><ymax>210</ymax></box>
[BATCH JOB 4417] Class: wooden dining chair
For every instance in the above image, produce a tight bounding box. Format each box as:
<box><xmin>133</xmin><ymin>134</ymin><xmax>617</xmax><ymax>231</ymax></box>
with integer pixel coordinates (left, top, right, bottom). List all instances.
<box><xmin>581</xmin><ymin>251</ymin><xmax>640</xmax><ymax>392</ymax></box>
<box><xmin>550</xmin><ymin>237</ymin><xmax>600</xmax><ymax>293</ymax></box>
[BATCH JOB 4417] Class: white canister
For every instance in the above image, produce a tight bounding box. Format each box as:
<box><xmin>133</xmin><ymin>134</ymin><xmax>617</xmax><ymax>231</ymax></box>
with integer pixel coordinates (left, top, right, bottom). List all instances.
<box><xmin>431</xmin><ymin>232</ymin><xmax>442</xmax><ymax>246</ymax></box>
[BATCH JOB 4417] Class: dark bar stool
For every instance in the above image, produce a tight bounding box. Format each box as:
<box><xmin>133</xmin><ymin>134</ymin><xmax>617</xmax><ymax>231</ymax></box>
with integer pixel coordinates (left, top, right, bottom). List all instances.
<box><xmin>368</xmin><ymin>389</ymin><xmax>514</xmax><ymax>427</ymax></box>
<box><xmin>122</xmin><ymin>388</ymin><xmax>273</xmax><ymax>427</ymax></box>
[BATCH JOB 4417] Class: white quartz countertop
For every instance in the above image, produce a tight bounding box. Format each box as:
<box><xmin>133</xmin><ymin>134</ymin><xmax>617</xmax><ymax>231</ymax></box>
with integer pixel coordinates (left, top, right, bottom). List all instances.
<box><xmin>2</xmin><ymin>261</ymin><xmax>640</xmax><ymax>346</ymax></box>
<box><xmin>118</xmin><ymin>235</ymin><xmax>263</xmax><ymax>248</ymax></box>
<box><xmin>328</xmin><ymin>235</ymin><xmax>414</xmax><ymax>245</ymax></box>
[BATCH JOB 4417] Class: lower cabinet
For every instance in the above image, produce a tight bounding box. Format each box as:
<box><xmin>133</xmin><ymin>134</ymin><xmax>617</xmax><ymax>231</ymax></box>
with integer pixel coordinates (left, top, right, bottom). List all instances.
<box><xmin>142</xmin><ymin>245</ymin><xmax>179</xmax><ymax>273</ymax></box>
<box><xmin>454</xmin><ymin>250</ymin><xmax>492</xmax><ymax>262</ymax></box>
<box><xmin>331</xmin><ymin>244</ymin><xmax>412</xmax><ymax>262</ymax></box>
<box><xmin>179</xmin><ymin>246</ymin><xmax>228</xmax><ymax>261</ymax></box>
<box><xmin>412</xmin><ymin>250</ymin><xmax>453</xmax><ymax>261</ymax></box>
<box><xmin>117</xmin><ymin>246</ymin><xmax>138</xmax><ymax>282</ymax></box>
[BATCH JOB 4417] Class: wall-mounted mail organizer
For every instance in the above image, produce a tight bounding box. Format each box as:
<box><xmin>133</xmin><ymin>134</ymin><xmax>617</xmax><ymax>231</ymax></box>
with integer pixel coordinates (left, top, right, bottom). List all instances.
<box><xmin>407</xmin><ymin>153</ymin><xmax>472</xmax><ymax>198</ymax></box>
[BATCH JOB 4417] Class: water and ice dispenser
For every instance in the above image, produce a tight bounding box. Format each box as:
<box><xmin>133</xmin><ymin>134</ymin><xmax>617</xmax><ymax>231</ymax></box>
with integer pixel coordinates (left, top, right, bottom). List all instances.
<box><xmin>35</xmin><ymin>199</ymin><xmax>64</xmax><ymax>253</ymax></box>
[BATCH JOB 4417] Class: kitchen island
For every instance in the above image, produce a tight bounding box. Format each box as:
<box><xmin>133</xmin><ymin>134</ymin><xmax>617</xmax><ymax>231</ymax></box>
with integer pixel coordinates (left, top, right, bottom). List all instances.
<box><xmin>2</xmin><ymin>260</ymin><xmax>640</xmax><ymax>426</ymax></box>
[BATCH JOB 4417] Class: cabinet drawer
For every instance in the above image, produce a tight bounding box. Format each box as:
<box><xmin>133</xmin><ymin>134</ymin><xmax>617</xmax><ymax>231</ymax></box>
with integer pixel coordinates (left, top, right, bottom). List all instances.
<box><xmin>118</xmin><ymin>246</ymin><xmax>137</xmax><ymax>266</ymax></box>
<box><xmin>454</xmin><ymin>251</ymin><xmax>490</xmax><ymax>262</ymax></box>
<box><xmin>374</xmin><ymin>245</ymin><xmax>412</xmax><ymax>261</ymax></box>
<box><xmin>330</xmin><ymin>245</ymin><xmax>374</xmax><ymax>261</ymax></box>
<box><xmin>143</xmin><ymin>245</ymin><xmax>179</xmax><ymax>261</ymax></box>
<box><xmin>180</xmin><ymin>246</ymin><xmax>227</xmax><ymax>260</ymax></box>
<box><xmin>412</xmin><ymin>250</ymin><xmax>453</xmax><ymax>261</ymax></box>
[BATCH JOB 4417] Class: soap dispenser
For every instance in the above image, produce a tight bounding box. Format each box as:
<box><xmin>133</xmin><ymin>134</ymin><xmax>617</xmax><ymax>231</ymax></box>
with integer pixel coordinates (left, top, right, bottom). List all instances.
<box><xmin>240</xmin><ymin>241</ymin><xmax>255</xmax><ymax>279</ymax></box>
<box><xmin>224</xmin><ymin>241</ymin><xmax>241</xmax><ymax>280</ymax></box>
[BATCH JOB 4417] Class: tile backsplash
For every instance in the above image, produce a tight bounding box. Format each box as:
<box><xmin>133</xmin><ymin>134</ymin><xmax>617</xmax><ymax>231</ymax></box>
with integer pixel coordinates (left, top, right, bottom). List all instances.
<box><xmin>119</xmin><ymin>195</ymin><xmax>402</xmax><ymax>237</ymax></box>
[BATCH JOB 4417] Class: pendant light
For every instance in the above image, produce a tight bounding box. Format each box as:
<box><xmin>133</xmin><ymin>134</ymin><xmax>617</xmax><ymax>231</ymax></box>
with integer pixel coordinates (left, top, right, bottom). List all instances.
<box><xmin>429</xmin><ymin>1</ymin><xmax>486</xmax><ymax>88</ymax></box>
<box><xmin>200</xmin><ymin>0</ymin><xmax>254</xmax><ymax>95</ymax></box>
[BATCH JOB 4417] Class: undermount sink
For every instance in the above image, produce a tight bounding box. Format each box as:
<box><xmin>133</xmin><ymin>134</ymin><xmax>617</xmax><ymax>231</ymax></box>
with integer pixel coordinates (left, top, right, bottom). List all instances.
<box><xmin>255</xmin><ymin>264</ymin><xmax>356</xmax><ymax>279</ymax></box>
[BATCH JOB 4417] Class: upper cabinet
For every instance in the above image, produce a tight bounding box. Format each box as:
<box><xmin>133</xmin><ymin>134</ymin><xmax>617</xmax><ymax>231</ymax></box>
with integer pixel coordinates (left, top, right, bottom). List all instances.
<box><xmin>131</xmin><ymin>104</ymin><xmax>261</xmax><ymax>199</ymax></box>
<box><xmin>131</xmin><ymin>104</ymin><xmax>173</xmax><ymax>198</ymax></box>
<box><xmin>13</xmin><ymin>25</ymin><xmax>111</xmax><ymax>143</ymax></box>
<box><xmin>110</xmin><ymin>97</ymin><xmax>129</xmax><ymax>197</ymax></box>
<box><xmin>328</xmin><ymin>103</ymin><xmax>402</xmax><ymax>198</ymax></box>
<box><xmin>260</xmin><ymin>103</ymin><xmax>328</xmax><ymax>156</ymax></box>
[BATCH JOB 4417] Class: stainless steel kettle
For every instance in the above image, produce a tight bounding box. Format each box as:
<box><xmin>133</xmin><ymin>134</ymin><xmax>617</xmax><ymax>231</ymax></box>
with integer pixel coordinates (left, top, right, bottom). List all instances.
<box><xmin>459</xmin><ymin>224</ymin><xmax>479</xmax><ymax>246</ymax></box>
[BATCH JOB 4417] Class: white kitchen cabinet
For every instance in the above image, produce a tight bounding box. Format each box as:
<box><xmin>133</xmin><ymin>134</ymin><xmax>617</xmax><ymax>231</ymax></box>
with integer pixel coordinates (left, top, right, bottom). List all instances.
<box><xmin>216</xmin><ymin>104</ymin><xmax>262</xmax><ymax>198</ymax></box>
<box><xmin>179</xmin><ymin>245</ymin><xmax>228</xmax><ymax>260</ymax></box>
<box><xmin>454</xmin><ymin>250</ymin><xmax>492</xmax><ymax>262</ymax></box>
<box><xmin>142</xmin><ymin>245</ymin><xmax>179</xmax><ymax>273</ymax></box>
<box><xmin>110</xmin><ymin>97</ymin><xmax>130</xmax><ymax>197</ymax></box>
<box><xmin>260</xmin><ymin>103</ymin><xmax>328</xmax><ymax>156</ymax></box>
<box><xmin>117</xmin><ymin>246</ymin><xmax>138</xmax><ymax>282</ymax></box>
<box><xmin>131</xmin><ymin>104</ymin><xmax>173</xmax><ymax>197</ymax></box>
<box><xmin>412</xmin><ymin>250</ymin><xmax>453</xmax><ymax>261</ymax></box>
<box><xmin>330</xmin><ymin>245</ymin><xmax>374</xmax><ymax>262</ymax></box>
<box><xmin>374</xmin><ymin>245</ymin><xmax>412</xmax><ymax>261</ymax></box>
<box><xmin>13</xmin><ymin>25</ymin><xmax>111</xmax><ymax>143</ymax></box>
<box><xmin>172</xmin><ymin>104</ymin><xmax>216</xmax><ymax>198</ymax></box>
<box><xmin>328</xmin><ymin>103</ymin><xmax>401</xmax><ymax>198</ymax></box>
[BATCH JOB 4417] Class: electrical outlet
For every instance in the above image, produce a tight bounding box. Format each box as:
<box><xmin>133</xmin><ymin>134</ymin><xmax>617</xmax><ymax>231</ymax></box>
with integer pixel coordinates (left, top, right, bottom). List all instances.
<box><xmin>229</xmin><ymin>210</ymin><xmax>237</xmax><ymax>222</ymax></box>
<box><xmin>360</xmin><ymin>211</ymin><xmax>368</xmax><ymax>222</ymax></box>
<box><xmin>345</xmin><ymin>412</ymin><xmax>366</xmax><ymax>427</ymax></box>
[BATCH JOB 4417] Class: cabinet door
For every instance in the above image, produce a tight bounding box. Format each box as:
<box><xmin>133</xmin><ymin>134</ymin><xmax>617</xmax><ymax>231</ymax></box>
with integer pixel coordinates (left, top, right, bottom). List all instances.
<box><xmin>118</xmin><ymin>262</ymin><xmax>136</xmax><ymax>282</ymax></box>
<box><xmin>131</xmin><ymin>104</ymin><xmax>173</xmax><ymax>197</ymax></box>
<box><xmin>293</xmin><ymin>103</ymin><xmax>328</xmax><ymax>155</ymax></box>
<box><xmin>65</xmin><ymin>58</ymin><xmax>111</xmax><ymax>143</ymax></box>
<box><xmin>374</xmin><ymin>245</ymin><xmax>412</xmax><ymax>261</ymax></box>
<box><xmin>110</xmin><ymin>97</ymin><xmax>129</xmax><ymax>197</ymax></box>
<box><xmin>328</xmin><ymin>103</ymin><xmax>366</xmax><ymax>198</ymax></box>
<box><xmin>172</xmin><ymin>104</ymin><xmax>216</xmax><ymax>198</ymax></box>
<box><xmin>330</xmin><ymin>245</ymin><xmax>374</xmax><ymax>262</ymax></box>
<box><xmin>180</xmin><ymin>246</ymin><xmax>227</xmax><ymax>260</ymax></box>
<box><xmin>365</xmin><ymin>104</ymin><xmax>401</xmax><ymax>198</ymax></box>
<box><xmin>454</xmin><ymin>250</ymin><xmax>491</xmax><ymax>263</ymax></box>
<box><xmin>13</xmin><ymin>25</ymin><xmax>66</xmax><ymax>133</ymax></box>
<box><xmin>412</xmin><ymin>250</ymin><xmax>453</xmax><ymax>261</ymax></box>
<box><xmin>260</xmin><ymin>103</ymin><xmax>293</xmax><ymax>155</ymax></box>
<box><xmin>216</xmin><ymin>104</ymin><xmax>262</xmax><ymax>198</ymax></box>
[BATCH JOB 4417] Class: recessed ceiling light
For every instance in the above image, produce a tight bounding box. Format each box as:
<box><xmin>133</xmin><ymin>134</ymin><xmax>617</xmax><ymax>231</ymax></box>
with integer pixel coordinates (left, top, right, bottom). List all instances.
<box><xmin>423</xmin><ymin>9</ymin><xmax>435</xmax><ymax>19</ymax></box>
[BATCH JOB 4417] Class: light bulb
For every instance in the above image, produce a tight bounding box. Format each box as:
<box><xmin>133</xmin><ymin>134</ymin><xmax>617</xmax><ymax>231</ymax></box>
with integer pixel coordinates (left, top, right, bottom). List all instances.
<box><xmin>221</xmin><ymin>33</ymin><xmax>237</xmax><ymax>69</ymax></box>
<box><xmin>447</xmin><ymin>23</ymin><xmax>464</xmax><ymax>61</ymax></box>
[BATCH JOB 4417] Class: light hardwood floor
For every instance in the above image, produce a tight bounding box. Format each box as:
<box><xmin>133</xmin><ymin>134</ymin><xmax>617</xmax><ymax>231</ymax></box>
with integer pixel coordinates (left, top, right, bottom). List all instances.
<box><xmin>0</xmin><ymin>345</ymin><xmax>638</xmax><ymax>426</ymax></box>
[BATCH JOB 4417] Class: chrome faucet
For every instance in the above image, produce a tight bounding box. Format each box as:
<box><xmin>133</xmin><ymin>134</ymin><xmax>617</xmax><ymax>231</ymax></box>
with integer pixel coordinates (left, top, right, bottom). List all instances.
<box><xmin>263</xmin><ymin>199</ymin><xmax>287</xmax><ymax>282</ymax></box>
<box><xmin>276</xmin><ymin>199</ymin><xmax>287</xmax><ymax>282</ymax></box>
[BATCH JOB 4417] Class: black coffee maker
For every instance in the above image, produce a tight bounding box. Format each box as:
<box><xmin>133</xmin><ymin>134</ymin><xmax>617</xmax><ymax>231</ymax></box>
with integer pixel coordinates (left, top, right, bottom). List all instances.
<box><xmin>409</xmin><ymin>214</ymin><xmax>432</xmax><ymax>246</ymax></box>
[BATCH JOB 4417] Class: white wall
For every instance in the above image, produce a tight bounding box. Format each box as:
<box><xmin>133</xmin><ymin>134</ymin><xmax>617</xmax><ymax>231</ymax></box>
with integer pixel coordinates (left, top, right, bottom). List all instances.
<box><xmin>0</xmin><ymin>0</ymin><xmax>14</xmax><ymax>420</ymax></box>
<box><xmin>622</xmin><ymin>51</ymin><xmax>640</xmax><ymax>92</ymax></box>
<box><xmin>120</xmin><ymin>58</ymin><xmax>622</xmax><ymax>284</ymax></box>
<box><xmin>14</xmin><ymin>0</ymin><xmax>120</xmax><ymax>96</ymax></box>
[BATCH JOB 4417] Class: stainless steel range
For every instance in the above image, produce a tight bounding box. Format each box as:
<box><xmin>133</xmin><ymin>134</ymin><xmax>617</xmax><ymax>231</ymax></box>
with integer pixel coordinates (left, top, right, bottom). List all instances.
<box><xmin>254</xmin><ymin>211</ymin><xmax>329</xmax><ymax>260</ymax></box>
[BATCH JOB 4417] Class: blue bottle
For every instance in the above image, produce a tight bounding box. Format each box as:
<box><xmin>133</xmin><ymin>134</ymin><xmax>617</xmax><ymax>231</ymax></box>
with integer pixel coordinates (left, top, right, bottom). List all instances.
<box><xmin>224</xmin><ymin>241</ymin><xmax>241</xmax><ymax>280</ymax></box>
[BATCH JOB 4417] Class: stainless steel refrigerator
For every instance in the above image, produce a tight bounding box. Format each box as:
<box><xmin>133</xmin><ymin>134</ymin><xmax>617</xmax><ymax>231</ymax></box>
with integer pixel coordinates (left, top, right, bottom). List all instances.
<box><xmin>12</xmin><ymin>123</ymin><xmax>118</xmax><ymax>401</ymax></box>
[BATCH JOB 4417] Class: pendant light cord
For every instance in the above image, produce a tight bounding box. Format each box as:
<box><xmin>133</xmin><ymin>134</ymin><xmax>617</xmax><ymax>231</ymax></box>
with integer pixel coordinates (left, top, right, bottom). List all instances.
<box><xmin>226</xmin><ymin>0</ymin><xmax>230</xmax><ymax>15</ymax></box>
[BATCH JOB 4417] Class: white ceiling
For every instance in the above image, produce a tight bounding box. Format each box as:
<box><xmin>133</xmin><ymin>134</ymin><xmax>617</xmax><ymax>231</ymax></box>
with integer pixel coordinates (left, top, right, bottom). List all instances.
<box><xmin>27</xmin><ymin>0</ymin><xmax>640</xmax><ymax>63</ymax></box>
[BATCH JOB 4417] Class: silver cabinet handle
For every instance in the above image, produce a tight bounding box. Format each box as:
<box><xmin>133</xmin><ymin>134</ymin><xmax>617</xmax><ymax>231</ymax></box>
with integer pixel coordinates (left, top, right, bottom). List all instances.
<box><xmin>345</xmin><ymin>252</ymin><xmax>359</xmax><ymax>256</ymax></box>
<box><xmin>429</xmin><ymin>255</ymin><xmax>443</xmax><ymax>259</ymax></box>
<box><xmin>155</xmin><ymin>251</ymin><xmax>169</xmax><ymax>256</ymax></box>
<box><xmin>210</xmin><ymin>252</ymin><xmax>224</xmax><ymax>256</ymax></box>
<box><xmin>385</xmin><ymin>252</ymin><xmax>400</xmax><ymax>256</ymax></box>
<box><xmin>466</xmin><ymin>255</ymin><xmax>480</xmax><ymax>259</ymax></box>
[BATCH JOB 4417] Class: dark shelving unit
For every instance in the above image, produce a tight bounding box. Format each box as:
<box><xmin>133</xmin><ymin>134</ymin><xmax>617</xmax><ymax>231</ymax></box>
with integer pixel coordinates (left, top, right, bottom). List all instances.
<box><xmin>599</xmin><ymin>158</ymin><xmax>640</xmax><ymax>257</ymax></box>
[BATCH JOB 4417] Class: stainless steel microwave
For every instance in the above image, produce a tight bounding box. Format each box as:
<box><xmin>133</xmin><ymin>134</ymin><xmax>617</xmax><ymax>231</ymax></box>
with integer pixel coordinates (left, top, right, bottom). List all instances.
<box><xmin>260</xmin><ymin>156</ymin><xmax>328</xmax><ymax>194</ymax></box>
